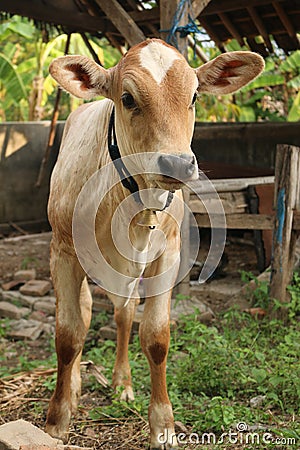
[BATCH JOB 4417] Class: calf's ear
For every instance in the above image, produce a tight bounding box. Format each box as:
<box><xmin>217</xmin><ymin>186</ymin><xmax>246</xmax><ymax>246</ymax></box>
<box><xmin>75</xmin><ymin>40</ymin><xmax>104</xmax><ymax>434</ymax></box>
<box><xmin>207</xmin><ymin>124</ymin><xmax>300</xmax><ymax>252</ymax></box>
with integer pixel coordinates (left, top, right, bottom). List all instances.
<box><xmin>49</xmin><ymin>55</ymin><xmax>112</xmax><ymax>99</ymax></box>
<box><xmin>195</xmin><ymin>51</ymin><xmax>265</xmax><ymax>95</ymax></box>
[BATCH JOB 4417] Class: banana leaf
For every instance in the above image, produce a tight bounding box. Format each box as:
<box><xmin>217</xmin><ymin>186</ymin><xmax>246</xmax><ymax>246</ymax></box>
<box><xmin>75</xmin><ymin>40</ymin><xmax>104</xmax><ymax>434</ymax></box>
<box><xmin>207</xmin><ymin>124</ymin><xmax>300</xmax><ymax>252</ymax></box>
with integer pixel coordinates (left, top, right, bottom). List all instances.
<box><xmin>288</xmin><ymin>91</ymin><xmax>300</xmax><ymax>122</ymax></box>
<box><xmin>281</xmin><ymin>50</ymin><xmax>300</xmax><ymax>73</ymax></box>
<box><xmin>0</xmin><ymin>52</ymin><xmax>27</xmax><ymax>103</ymax></box>
<box><xmin>241</xmin><ymin>73</ymin><xmax>285</xmax><ymax>92</ymax></box>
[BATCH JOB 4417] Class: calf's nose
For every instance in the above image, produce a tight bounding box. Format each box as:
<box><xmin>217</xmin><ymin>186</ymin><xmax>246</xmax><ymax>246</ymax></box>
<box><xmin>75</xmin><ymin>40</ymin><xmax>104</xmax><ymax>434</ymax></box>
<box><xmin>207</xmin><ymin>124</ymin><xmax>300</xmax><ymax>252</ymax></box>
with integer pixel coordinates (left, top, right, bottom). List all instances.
<box><xmin>158</xmin><ymin>153</ymin><xmax>196</xmax><ymax>181</ymax></box>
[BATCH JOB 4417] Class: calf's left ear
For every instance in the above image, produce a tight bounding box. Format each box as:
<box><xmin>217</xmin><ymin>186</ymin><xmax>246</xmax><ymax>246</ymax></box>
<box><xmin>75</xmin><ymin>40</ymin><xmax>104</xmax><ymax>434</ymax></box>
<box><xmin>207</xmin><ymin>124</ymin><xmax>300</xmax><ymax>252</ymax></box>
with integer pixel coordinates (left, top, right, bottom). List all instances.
<box><xmin>195</xmin><ymin>51</ymin><xmax>265</xmax><ymax>95</ymax></box>
<box><xmin>49</xmin><ymin>55</ymin><xmax>112</xmax><ymax>99</ymax></box>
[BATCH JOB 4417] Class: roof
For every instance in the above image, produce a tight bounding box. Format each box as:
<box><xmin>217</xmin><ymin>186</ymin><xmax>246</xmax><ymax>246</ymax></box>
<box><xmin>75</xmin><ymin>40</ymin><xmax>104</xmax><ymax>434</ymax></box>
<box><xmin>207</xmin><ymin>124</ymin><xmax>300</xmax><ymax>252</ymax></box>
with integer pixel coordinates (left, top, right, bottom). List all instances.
<box><xmin>1</xmin><ymin>0</ymin><xmax>300</xmax><ymax>56</ymax></box>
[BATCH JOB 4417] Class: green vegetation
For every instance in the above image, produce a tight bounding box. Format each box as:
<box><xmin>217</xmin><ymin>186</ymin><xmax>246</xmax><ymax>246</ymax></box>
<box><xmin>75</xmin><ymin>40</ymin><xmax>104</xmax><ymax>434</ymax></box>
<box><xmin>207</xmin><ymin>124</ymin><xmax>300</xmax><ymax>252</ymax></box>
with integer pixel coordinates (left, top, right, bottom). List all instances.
<box><xmin>0</xmin><ymin>271</ymin><xmax>299</xmax><ymax>447</ymax></box>
<box><xmin>0</xmin><ymin>16</ymin><xmax>121</xmax><ymax>121</ymax></box>
<box><xmin>1</xmin><ymin>16</ymin><xmax>299</xmax><ymax>123</ymax></box>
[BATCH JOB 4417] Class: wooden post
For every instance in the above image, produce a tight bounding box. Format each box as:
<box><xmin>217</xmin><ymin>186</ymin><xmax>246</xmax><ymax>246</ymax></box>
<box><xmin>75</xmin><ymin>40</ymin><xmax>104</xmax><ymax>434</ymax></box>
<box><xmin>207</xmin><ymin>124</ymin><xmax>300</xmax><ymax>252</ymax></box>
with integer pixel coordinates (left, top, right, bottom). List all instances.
<box><xmin>160</xmin><ymin>0</ymin><xmax>189</xmax><ymax>58</ymax></box>
<box><xmin>269</xmin><ymin>145</ymin><xmax>300</xmax><ymax>318</ymax></box>
<box><xmin>177</xmin><ymin>188</ymin><xmax>191</xmax><ymax>297</ymax></box>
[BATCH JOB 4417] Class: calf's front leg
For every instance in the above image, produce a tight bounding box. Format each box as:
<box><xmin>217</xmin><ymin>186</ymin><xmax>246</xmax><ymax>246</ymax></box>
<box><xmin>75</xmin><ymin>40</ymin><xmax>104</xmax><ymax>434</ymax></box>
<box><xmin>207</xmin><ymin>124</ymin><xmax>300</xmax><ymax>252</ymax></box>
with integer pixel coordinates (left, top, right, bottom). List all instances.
<box><xmin>45</xmin><ymin>248</ymin><xmax>92</xmax><ymax>442</ymax></box>
<box><xmin>139</xmin><ymin>291</ymin><xmax>178</xmax><ymax>450</ymax></box>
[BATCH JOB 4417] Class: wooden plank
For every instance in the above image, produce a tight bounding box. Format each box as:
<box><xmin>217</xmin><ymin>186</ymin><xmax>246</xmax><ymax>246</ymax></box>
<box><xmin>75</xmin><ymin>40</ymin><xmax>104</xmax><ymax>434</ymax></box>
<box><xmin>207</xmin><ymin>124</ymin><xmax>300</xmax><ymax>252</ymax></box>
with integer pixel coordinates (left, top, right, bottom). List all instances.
<box><xmin>269</xmin><ymin>145</ymin><xmax>300</xmax><ymax>310</ymax></box>
<box><xmin>94</xmin><ymin>0</ymin><xmax>146</xmax><ymax>46</ymax></box>
<box><xmin>190</xmin><ymin>191</ymin><xmax>248</xmax><ymax>214</ymax></box>
<box><xmin>189</xmin><ymin>176</ymin><xmax>275</xmax><ymax>193</ymax></box>
<box><xmin>194</xmin><ymin>213</ymin><xmax>274</xmax><ymax>230</ymax></box>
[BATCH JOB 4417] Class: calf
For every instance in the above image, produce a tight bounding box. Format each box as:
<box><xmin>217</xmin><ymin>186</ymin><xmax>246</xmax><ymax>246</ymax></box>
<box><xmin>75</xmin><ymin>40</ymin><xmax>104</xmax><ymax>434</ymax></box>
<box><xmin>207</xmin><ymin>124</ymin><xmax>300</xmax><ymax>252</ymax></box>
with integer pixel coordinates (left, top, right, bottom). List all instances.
<box><xmin>45</xmin><ymin>39</ymin><xmax>264</xmax><ymax>448</ymax></box>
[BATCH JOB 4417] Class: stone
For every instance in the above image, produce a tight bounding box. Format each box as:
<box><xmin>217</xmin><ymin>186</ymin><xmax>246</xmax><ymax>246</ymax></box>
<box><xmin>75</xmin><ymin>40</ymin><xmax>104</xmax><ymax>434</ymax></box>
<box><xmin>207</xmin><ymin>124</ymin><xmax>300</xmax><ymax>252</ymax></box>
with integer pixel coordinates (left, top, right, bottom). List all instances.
<box><xmin>14</xmin><ymin>269</ymin><xmax>36</xmax><ymax>281</ymax></box>
<box><xmin>33</xmin><ymin>297</ymin><xmax>56</xmax><ymax>315</ymax></box>
<box><xmin>29</xmin><ymin>310</ymin><xmax>48</xmax><ymax>323</ymax></box>
<box><xmin>8</xmin><ymin>319</ymin><xmax>44</xmax><ymax>341</ymax></box>
<box><xmin>0</xmin><ymin>301</ymin><xmax>30</xmax><ymax>320</ymax></box>
<box><xmin>198</xmin><ymin>311</ymin><xmax>215</xmax><ymax>324</ymax></box>
<box><xmin>250</xmin><ymin>395</ymin><xmax>266</xmax><ymax>408</ymax></box>
<box><xmin>1</xmin><ymin>280</ymin><xmax>25</xmax><ymax>291</ymax></box>
<box><xmin>2</xmin><ymin>290</ymin><xmax>38</xmax><ymax>308</ymax></box>
<box><xmin>99</xmin><ymin>326</ymin><xmax>117</xmax><ymax>341</ymax></box>
<box><xmin>20</xmin><ymin>280</ymin><xmax>52</xmax><ymax>297</ymax></box>
<box><xmin>0</xmin><ymin>419</ymin><xmax>62</xmax><ymax>450</ymax></box>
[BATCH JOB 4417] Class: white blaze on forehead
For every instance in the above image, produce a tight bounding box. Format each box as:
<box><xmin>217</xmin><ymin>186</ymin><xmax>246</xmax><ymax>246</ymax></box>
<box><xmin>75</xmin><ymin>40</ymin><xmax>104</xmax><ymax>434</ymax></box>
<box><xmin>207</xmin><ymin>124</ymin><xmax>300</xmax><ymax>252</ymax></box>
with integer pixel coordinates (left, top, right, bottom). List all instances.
<box><xmin>139</xmin><ymin>41</ymin><xmax>180</xmax><ymax>85</ymax></box>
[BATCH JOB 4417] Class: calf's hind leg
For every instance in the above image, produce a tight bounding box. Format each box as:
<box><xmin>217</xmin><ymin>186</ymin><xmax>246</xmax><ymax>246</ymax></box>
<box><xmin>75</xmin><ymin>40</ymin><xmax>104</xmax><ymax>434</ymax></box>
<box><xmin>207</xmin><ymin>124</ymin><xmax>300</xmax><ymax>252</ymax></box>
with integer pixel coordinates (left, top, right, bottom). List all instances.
<box><xmin>45</xmin><ymin>249</ymin><xmax>92</xmax><ymax>442</ymax></box>
<box><xmin>110</xmin><ymin>295</ymin><xmax>137</xmax><ymax>401</ymax></box>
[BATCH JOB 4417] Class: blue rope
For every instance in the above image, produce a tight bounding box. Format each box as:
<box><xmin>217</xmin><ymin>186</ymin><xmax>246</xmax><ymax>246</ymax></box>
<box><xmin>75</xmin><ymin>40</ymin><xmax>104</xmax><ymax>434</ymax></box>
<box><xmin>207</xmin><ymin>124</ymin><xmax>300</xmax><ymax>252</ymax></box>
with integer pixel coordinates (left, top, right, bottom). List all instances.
<box><xmin>160</xmin><ymin>0</ymin><xmax>202</xmax><ymax>57</ymax></box>
<box><xmin>275</xmin><ymin>187</ymin><xmax>286</xmax><ymax>273</ymax></box>
<box><xmin>276</xmin><ymin>188</ymin><xmax>285</xmax><ymax>245</ymax></box>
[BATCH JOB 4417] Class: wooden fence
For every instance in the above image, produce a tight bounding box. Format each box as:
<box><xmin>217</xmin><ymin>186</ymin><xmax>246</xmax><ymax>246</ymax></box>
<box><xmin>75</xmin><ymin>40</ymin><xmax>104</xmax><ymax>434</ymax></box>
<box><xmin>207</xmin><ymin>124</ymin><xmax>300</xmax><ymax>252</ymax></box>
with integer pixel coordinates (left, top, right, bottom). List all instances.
<box><xmin>180</xmin><ymin>144</ymin><xmax>300</xmax><ymax>312</ymax></box>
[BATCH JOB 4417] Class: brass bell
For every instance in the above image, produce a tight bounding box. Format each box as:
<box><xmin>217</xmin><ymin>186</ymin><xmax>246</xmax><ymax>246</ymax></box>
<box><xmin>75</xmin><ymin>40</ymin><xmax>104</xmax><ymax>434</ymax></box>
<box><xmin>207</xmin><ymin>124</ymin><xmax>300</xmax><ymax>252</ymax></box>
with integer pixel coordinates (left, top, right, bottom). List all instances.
<box><xmin>137</xmin><ymin>209</ymin><xmax>160</xmax><ymax>228</ymax></box>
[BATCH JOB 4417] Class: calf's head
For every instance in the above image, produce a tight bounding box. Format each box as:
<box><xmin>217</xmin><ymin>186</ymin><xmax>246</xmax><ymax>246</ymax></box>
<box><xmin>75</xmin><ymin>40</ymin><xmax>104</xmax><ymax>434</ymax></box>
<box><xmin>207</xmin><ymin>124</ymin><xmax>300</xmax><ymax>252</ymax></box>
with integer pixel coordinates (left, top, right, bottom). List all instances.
<box><xmin>50</xmin><ymin>39</ymin><xmax>264</xmax><ymax>191</ymax></box>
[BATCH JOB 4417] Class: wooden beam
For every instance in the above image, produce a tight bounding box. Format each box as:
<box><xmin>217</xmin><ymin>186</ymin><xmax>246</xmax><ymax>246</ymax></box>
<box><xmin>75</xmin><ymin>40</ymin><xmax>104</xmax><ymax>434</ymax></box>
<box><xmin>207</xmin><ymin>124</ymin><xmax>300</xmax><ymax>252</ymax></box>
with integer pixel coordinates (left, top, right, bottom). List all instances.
<box><xmin>94</xmin><ymin>0</ymin><xmax>146</xmax><ymax>46</ymax></box>
<box><xmin>106</xmin><ymin>33</ymin><xmax>127</xmax><ymax>55</ymax></box>
<box><xmin>218</xmin><ymin>12</ymin><xmax>244</xmax><ymax>47</ymax></box>
<box><xmin>192</xmin><ymin>0</ymin><xmax>212</xmax><ymax>18</ymax></box>
<box><xmin>1</xmin><ymin>0</ymin><xmax>107</xmax><ymax>33</ymax></box>
<box><xmin>198</xmin><ymin>16</ymin><xmax>226</xmax><ymax>51</ymax></box>
<box><xmin>202</xmin><ymin>0</ymin><xmax>284</xmax><ymax>16</ymax></box>
<box><xmin>247</xmin><ymin>6</ymin><xmax>274</xmax><ymax>52</ymax></box>
<box><xmin>272</xmin><ymin>1</ymin><xmax>298</xmax><ymax>39</ymax></box>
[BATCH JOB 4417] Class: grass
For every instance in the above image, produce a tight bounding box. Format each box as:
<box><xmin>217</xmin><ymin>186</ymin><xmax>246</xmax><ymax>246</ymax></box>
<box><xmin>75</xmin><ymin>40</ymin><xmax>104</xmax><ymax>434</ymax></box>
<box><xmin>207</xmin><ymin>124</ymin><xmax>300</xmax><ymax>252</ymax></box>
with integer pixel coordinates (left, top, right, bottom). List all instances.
<box><xmin>0</xmin><ymin>271</ymin><xmax>299</xmax><ymax>448</ymax></box>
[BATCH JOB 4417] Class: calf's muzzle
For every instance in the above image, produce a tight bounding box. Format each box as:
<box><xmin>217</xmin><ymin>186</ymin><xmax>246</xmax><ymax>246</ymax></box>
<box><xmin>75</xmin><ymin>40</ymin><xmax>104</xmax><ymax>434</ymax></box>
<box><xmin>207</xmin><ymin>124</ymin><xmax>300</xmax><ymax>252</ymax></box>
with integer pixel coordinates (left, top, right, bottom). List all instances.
<box><xmin>158</xmin><ymin>153</ymin><xmax>197</xmax><ymax>181</ymax></box>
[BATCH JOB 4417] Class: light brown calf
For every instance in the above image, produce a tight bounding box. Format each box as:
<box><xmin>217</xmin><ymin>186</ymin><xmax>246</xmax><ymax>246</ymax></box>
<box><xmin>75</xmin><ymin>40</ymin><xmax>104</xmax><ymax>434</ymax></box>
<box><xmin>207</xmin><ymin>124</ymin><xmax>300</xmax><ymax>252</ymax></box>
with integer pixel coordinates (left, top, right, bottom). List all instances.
<box><xmin>45</xmin><ymin>39</ymin><xmax>264</xmax><ymax>449</ymax></box>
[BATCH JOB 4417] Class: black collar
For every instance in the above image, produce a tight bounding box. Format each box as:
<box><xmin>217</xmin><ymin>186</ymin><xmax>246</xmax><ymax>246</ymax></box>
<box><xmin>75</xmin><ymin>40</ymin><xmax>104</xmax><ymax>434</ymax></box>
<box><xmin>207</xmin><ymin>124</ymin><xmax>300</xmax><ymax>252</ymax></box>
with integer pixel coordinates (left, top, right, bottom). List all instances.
<box><xmin>107</xmin><ymin>106</ymin><xmax>173</xmax><ymax>209</ymax></box>
<box><xmin>108</xmin><ymin>107</ymin><xmax>141</xmax><ymax>203</ymax></box>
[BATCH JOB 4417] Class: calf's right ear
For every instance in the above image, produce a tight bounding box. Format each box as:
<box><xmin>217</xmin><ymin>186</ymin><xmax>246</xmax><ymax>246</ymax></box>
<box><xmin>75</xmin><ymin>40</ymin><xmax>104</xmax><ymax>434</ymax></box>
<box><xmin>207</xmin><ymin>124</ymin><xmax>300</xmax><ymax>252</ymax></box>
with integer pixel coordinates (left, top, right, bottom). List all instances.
<box><xmin>49</xmin><ymin>55</ymin><xmax>112</xmax><ymax>100</ymax></box>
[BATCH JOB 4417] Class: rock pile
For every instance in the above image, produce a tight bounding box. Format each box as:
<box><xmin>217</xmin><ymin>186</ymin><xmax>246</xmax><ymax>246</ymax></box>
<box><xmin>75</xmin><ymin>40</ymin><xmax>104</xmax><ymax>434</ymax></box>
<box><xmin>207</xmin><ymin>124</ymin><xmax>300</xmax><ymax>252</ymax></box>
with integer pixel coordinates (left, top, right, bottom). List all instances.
<box><xmin>0</xmin><ymin>269</ymin><xmax>55</xmax><ymax>341</ymax></box>
<box><xmin>0</xmin><ymin>269</ymin><xmax>215</xmax><ymax>343</ymax></box>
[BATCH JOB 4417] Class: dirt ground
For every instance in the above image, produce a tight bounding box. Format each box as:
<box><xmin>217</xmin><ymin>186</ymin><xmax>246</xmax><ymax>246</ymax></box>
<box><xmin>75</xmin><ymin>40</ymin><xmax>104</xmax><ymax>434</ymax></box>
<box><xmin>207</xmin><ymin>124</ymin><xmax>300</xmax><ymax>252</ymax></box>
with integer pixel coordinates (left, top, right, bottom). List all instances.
<box><xmin>0</xmin><ymin>230</ymin><xmax>260</xmax><ymax>449</ymax></box>
<box><xmin>0</xmin><ymin>229</ymin><xmax>259</xmax><ymax>310</ymax></box>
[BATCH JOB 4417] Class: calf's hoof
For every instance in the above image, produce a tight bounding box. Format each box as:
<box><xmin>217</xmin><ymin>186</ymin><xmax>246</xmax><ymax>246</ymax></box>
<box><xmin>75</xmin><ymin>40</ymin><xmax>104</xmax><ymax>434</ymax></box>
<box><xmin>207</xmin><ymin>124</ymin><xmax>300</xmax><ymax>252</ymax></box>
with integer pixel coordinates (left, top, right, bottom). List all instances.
<box><xmin>120</xmin><ymin>385</ymin><xmax>135</xmax><ymax>402</ymax></box>
<box><xmin>45</xmin><ymin>423</ymin><xmax>69</xmax><ymax>444</ymax></box>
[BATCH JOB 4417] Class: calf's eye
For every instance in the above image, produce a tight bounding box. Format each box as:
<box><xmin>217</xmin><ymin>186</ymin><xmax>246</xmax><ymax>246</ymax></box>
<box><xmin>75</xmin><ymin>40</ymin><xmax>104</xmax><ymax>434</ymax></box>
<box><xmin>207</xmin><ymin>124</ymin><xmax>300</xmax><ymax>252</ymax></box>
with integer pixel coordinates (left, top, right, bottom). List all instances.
<box><xmin>121</xmin><ymin>93</ymin><xmax>136</xmax><ymax>109</ymax></box>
